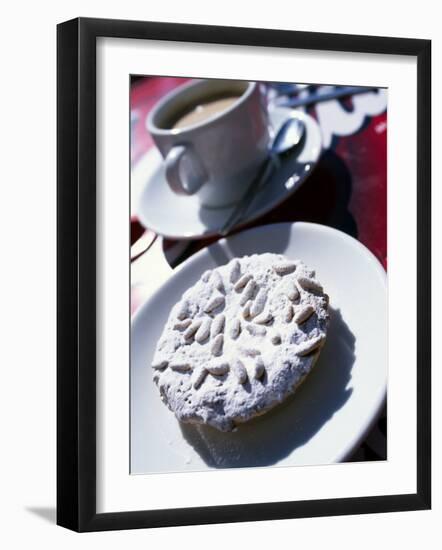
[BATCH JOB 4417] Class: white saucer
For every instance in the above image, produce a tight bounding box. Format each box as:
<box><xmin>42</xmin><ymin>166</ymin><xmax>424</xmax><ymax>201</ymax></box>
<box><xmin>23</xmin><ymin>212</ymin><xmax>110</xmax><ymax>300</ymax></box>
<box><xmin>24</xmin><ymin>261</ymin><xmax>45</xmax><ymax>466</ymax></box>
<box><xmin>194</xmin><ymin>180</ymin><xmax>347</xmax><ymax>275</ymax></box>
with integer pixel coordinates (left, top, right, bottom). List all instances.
<box><xmin>131</xmin><ymin>222</ymin><xmax>387</xmax><ymax>473</ymax></box>
<box><xmin>134</xmin><ymin>109</ymin><xmax>322</xmax><ymax>240</ymax></box>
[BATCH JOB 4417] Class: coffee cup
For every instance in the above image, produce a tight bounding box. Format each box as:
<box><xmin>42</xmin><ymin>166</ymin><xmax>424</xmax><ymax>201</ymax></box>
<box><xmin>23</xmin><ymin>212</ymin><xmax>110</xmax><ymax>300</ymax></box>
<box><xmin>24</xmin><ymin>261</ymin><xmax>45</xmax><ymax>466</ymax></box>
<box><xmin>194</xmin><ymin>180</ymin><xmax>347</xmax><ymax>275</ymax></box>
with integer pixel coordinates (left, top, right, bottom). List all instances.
<box><xmin>147</xmin><ymin>80</ymin><xmax>270</xmax><ymax>208</ymax></box>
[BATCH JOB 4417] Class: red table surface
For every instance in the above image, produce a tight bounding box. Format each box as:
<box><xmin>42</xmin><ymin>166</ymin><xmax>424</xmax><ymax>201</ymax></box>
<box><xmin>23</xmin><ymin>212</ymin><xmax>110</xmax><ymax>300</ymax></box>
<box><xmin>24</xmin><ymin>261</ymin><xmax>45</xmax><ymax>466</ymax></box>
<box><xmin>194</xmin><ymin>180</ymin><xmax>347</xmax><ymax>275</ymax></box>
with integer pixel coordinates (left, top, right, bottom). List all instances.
<box><xmin>131</xmin><ymin>76</ymin><xmax>387</xmax><ymax>271</ymax></box>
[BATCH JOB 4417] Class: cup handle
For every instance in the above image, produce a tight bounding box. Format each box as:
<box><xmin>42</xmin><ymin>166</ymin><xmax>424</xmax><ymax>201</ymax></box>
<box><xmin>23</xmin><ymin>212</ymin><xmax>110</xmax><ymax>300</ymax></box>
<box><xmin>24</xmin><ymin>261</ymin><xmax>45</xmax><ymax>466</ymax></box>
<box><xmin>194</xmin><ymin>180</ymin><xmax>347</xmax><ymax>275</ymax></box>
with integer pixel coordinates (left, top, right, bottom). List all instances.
<box><xmin>164</xmin><ymin>144</ymin><xmax>208</xmax><ymax>196</ymax></box>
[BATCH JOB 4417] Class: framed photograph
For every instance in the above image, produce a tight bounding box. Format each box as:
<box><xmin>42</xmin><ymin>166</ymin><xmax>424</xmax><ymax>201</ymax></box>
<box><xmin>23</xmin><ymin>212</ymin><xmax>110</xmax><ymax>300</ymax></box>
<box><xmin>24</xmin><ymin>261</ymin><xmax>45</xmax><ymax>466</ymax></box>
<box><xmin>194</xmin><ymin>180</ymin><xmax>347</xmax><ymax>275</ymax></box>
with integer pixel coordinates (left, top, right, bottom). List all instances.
<box><xmin>57</xmin><ymin>17</ymin><xmax>431</xmax><ymax>532</ymax></box>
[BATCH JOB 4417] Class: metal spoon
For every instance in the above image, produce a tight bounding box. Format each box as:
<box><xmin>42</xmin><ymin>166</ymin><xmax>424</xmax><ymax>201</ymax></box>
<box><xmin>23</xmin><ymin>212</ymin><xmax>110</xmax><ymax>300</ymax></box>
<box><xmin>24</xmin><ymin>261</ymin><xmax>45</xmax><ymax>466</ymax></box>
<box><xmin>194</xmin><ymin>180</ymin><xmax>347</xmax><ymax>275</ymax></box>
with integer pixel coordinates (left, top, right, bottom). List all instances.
<box><xmin>220</xmin><ymin>117</ymin><xmax>305</xmax><ymax>236</ymax></box>
<box><xmin>272</xmin><ymin>117</ymin><xmax>305</xmax><ymax>155</ymax></box>
<box><xmin>273</xmin><ymin>86</ymin><xmax>378</xmax><ymax>109</ymax></box>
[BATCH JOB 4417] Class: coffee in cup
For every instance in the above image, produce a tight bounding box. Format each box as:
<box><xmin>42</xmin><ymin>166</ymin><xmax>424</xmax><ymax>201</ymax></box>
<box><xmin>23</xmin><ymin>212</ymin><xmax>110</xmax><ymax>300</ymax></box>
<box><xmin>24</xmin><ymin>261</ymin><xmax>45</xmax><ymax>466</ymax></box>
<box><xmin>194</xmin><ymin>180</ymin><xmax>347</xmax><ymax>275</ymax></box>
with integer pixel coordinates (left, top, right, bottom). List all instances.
<box><xmin>171</xmin><ymin>95</ymin><xmax>241</xmax><ymax>130</ymax></box>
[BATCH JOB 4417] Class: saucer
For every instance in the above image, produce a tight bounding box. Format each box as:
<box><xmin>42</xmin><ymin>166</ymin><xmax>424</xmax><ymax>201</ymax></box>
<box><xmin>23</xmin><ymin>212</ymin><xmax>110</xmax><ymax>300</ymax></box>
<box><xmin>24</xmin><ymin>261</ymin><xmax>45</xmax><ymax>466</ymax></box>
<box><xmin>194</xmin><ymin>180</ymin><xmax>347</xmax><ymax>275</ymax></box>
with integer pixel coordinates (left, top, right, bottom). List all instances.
<box><xmin>134</xmin><ymin>108</ymin><xmax>322</xmax><ymax>240</ymax></box>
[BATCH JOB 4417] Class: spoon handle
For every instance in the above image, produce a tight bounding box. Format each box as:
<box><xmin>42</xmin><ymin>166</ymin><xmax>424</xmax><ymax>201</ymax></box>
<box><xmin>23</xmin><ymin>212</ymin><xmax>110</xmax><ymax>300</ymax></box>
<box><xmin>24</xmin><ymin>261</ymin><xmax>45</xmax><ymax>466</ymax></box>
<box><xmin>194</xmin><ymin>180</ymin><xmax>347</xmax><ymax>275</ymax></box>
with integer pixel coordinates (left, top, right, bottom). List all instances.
<box><xmin>274</xmin><ymin>86</ymin><xmax>378</xmax><ymax>108</ymax></box>
<box><xmin>220</xmin><ymin>155</ymin><xmax>279</xmax><ymax>237</ymax></box>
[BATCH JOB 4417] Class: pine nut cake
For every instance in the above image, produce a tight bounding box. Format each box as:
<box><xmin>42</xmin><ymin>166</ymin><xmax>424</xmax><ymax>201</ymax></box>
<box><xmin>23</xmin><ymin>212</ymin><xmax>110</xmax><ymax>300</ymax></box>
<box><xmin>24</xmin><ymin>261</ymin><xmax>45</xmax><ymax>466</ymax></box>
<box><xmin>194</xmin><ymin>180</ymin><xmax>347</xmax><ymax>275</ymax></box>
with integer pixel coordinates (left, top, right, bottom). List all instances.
<box><xmin>151</xmin><ymin>253</ymin><xmax>330</xmax><ymax>432</ymax></box>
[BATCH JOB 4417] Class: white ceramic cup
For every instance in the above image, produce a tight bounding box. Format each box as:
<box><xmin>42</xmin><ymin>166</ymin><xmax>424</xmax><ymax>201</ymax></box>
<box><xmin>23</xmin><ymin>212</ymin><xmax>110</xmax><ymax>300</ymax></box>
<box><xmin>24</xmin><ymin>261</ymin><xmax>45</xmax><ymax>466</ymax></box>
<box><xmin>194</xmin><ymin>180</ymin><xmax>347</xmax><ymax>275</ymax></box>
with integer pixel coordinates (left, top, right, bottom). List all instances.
<box><xmin>147</xmin><ymin>80</ymin><xmax>270</xmax><ymax>208</ymax></box>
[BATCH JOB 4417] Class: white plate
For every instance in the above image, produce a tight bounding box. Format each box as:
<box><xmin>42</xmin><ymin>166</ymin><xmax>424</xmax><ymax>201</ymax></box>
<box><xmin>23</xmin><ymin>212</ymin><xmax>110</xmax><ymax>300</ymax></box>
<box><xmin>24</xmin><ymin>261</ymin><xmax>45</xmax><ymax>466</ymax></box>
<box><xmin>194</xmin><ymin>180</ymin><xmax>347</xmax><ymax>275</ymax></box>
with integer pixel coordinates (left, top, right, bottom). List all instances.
<box><xmin>134</xmin><ymin>109</ymin><xmax>322</xmax><ymax>240</ymax></box>
<box><xmin>131</xmin><ymin>222</ymin><xmax>387</xmax><ymax>474</ymax></box>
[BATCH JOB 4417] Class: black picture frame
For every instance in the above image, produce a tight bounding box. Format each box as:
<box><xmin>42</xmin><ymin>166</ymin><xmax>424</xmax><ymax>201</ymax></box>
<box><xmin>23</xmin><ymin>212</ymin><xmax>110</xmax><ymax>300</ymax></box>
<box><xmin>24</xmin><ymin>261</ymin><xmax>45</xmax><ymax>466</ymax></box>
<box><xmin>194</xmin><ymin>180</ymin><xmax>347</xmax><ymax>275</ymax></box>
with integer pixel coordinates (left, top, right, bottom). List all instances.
<box><xmin>57</xmin><ymin>17</ymin><xmax>431</xmax><ymax>532</ymax></box>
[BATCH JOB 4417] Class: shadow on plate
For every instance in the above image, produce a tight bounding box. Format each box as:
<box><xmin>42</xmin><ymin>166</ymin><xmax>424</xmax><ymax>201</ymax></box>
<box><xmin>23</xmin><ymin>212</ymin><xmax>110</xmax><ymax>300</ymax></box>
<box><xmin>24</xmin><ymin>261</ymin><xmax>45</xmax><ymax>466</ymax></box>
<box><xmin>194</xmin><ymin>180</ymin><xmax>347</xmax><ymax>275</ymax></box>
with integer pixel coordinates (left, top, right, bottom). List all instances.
<box><xmin>202</xmin><ymin>220</ymin><xmax>293</xmax><ymax>268</ymax></box>
<box><xmin>180</xmin><ymin>306</ymin><xmax>355</xmax><ymax>468</ymax></box>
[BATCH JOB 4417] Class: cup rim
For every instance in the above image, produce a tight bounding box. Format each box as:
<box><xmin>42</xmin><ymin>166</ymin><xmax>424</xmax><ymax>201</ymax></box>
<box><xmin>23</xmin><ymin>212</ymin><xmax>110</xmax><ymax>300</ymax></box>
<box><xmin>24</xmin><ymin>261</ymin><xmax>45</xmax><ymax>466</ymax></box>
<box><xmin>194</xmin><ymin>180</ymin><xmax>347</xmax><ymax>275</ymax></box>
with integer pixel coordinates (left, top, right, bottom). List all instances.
<box><xmin>146</xmin><ymin>79</ymin><xmax>257</xmax><ymax>136</ymax></box>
